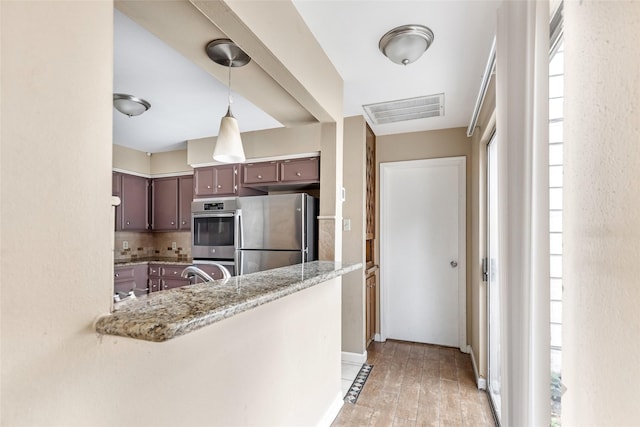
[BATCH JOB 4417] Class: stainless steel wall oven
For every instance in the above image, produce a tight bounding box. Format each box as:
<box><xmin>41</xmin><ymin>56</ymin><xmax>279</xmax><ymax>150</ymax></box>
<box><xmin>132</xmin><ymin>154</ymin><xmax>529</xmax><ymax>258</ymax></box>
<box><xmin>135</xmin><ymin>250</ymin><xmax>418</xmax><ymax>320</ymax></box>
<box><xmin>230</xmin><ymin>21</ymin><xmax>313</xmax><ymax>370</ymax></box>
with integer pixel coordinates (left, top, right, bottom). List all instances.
<box><xmin>191</xmin><ymin>198</ymin><xmax>240</xmax><ymax>265</ymax></box>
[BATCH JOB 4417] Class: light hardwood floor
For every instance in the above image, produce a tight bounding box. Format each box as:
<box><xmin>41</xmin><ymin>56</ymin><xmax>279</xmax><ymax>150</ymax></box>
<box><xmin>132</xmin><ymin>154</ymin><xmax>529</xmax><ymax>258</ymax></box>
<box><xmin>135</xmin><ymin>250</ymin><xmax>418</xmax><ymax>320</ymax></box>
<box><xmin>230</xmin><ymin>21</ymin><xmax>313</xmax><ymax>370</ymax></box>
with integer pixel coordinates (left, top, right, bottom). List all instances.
<box><xmin>332</xmin><ymin>340</ymin><xmax>495</xmax><ymax>426</ymax></box>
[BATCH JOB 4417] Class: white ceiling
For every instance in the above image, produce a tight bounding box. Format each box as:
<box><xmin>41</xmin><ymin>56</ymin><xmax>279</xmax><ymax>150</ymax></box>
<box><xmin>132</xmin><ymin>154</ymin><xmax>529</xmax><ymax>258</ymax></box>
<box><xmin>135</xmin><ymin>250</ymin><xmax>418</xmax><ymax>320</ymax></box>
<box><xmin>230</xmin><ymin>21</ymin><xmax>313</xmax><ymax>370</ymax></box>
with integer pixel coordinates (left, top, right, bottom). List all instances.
<box><xmin>113</xmin><ymin>9</ymin><xmax>282</xmax><ymax>153</ymax></box>
<box><xmin>113</xmin><ymin>1</ymin><xmax>499</xmax><ymax>153</ymax></box>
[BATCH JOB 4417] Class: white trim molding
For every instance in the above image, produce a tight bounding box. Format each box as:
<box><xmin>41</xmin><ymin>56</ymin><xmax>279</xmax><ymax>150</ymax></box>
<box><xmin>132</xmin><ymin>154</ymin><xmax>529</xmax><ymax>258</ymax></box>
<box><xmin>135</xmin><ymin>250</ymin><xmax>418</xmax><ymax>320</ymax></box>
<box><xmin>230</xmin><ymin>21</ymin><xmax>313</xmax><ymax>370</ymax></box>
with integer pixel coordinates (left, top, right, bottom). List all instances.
<box><xmin>341</xmin><ymin>351</ymin><xmax>368</xmax><ymax>365</ymax></box>
<box><xmin>379</xmin><ymin>156</ymin><xmax>467</xmax><ymax>352</ymax></box>
<box><xmin>318</xmin><ymin>392</ymin><xmax>344</xmax><ymax>427</ymax></box>
<box><xmin>468</xmin><ymin>345</ymin><xmax>487</xmax><ymax>390</ymax></box>
<box><xmin>189</xmin><ymin>151</ymin><xmax>321</xmax><ymax>169</ymax></box>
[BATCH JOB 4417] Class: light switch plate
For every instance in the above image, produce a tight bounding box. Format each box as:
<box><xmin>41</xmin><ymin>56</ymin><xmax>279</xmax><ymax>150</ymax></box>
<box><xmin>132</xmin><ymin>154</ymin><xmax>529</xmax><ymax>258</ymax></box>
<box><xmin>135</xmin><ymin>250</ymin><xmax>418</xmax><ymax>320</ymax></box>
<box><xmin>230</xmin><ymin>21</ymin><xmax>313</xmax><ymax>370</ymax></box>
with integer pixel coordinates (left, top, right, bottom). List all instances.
<box><xmin>171</xmin><ymin>242</ymin><xmax>177</xmax><ymax>250</ymax></box>
<box><xmin>343</xmin><ymin>218</ymin><xmax>351</xmax><ymax>231</ymax></box>
<box><xmin>123</xmin><ymin>241</ymin><xmax>129</xmax><ymax>250</ymax></box>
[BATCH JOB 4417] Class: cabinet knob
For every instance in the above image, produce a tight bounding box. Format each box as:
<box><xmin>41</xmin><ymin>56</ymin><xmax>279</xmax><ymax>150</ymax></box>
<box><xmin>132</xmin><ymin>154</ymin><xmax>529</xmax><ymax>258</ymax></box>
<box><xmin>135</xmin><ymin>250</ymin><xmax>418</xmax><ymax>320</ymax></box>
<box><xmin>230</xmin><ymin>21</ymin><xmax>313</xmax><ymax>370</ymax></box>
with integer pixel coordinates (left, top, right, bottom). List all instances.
<box><xmin>296</xmin><ymin>172</ymin><xmax>302</xmax><ymax>177</ymax></box>
<box><xmin>170</xmin><ymin>221</ymin><xmax>175</xmax><ymax>225</ymax></box>
<box><xmin>173</xmin><ymin>271</ymin><xmax>178</xmax><ymax>275</ymax></box>
<box><xmin>207</xmin><ymin>185</ymin><xmax>211</xmax><ymax>189</ymax></box>
<box><xmin>257</xmin><ymin>175</ymin><xmax>263</xmax><ymax>179</ymax></box>
<box><xmin>115</xmin><ymin>273</ymin><xmax>119</xmax><ymax>277</ymax></box>
<box><xmin>217</xmin><ymin>184</ymin><xmax>222</xmax><ymax>188</ymax></box>
<box><xmin>182</xmin><ymin>221</ymin><xmax>186</xmax><ymax>225</ymax></box>
<box><xmin>126</xmin><ymin>221</ymin><xmax>130</xmax><ymax>225</ymax></box>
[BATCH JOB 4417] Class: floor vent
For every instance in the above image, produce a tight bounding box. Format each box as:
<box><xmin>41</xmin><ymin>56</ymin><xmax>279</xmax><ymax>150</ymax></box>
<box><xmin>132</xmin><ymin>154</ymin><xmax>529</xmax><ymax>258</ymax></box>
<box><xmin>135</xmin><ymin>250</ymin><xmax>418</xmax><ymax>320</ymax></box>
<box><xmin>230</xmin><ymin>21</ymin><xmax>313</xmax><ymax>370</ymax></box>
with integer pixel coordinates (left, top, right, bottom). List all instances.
<box><xmin>363</xmin><ymin>93</ymin><xmax>444</xmax><ymax>125</ymax></box>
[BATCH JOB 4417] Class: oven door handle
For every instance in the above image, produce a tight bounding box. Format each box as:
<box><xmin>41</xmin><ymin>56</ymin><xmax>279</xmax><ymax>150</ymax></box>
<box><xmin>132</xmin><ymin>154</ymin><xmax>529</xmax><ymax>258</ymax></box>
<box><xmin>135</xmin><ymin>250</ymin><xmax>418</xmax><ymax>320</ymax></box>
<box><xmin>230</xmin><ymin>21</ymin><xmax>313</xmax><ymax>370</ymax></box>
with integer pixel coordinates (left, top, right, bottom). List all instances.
<box><xmin>192</xmin><ymin>212</ymin><xmax>236</xmax><ymax>218</ymax></box>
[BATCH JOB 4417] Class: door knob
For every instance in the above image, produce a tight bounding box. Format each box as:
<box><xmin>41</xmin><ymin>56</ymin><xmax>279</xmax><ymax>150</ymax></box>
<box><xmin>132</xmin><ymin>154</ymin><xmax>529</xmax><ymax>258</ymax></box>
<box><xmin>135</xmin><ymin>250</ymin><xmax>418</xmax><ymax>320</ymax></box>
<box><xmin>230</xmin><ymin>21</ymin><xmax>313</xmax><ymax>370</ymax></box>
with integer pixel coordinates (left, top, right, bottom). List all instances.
<box><xmin>450</xmin><ymin>261</ymin><xmax>458</xmax><ymax>268</ymax></box>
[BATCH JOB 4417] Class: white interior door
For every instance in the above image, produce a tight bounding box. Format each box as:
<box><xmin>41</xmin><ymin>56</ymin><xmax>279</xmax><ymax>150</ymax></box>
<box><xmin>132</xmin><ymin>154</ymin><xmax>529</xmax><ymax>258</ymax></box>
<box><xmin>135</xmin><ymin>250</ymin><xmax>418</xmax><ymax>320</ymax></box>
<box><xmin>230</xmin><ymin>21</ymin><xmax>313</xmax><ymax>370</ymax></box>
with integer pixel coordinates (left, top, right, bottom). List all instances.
<box><xmin>380</xmin><ymin>157</ymin><xmax>466</xmax><ymax>350</ymax></box>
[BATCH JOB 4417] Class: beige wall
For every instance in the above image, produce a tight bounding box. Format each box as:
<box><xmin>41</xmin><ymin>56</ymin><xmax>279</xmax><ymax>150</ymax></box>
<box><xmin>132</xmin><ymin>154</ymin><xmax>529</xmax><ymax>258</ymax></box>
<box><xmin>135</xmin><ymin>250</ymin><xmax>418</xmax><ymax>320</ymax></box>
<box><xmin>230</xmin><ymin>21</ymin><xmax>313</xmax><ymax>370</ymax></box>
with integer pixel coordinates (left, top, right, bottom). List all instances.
<box><xmin>341</xmin><ymin>116</ymin><xmax>367</xmax><ymax>354</ymax></box>
<box><xmin>563</xmin><ymin>1</ymin><xmax>640</xmax><ymax>424</ymax></box>
<box><xmin>113</xmin><ymin>144</ymin><xmax>151</xmax><ymax>175</ymax></box>
<box><xmin>376</xmin><ymin>128</ymin><xmax>473</xmax><ymax>342</ymax></box>
<box><xmin>186</xmin><ymin>123</ymin><xmax>322</xmax><ymax>166</ymax></box>
<box><xmin>0</xmin><ymin>2</ymin><xmax>344</xmax><ymax>425</ymax></box>
<box><xmin>150</xmin><ymin>149</ymin><xmax>192</xmax><ymax>175</ymax></box>
<box><xmin>113</xmin><ymin>145</ymin><xmax>193</xmax><ymax>176</ymax></box>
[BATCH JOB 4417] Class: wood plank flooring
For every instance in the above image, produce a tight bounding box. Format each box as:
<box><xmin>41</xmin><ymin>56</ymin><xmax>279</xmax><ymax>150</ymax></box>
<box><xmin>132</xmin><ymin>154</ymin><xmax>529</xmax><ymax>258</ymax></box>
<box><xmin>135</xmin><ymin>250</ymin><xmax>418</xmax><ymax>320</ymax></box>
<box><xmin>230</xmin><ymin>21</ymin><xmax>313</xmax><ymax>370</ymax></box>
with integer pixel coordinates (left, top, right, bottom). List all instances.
<box><xmin>332</xmin><ymin>340</ymin><xmax>495</xmax><ymax>427</ymax></box>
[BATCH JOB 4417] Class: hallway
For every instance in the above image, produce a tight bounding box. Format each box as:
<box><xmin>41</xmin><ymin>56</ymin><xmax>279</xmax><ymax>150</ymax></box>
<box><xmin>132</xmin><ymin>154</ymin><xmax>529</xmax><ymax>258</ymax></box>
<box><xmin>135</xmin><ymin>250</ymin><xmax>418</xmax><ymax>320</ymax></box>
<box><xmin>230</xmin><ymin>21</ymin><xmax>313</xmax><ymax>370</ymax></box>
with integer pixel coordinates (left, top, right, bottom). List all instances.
<box><xmin>333</xmin><ymin>340</ymin><xmax>495</xmax><ymax>426</ymax></box>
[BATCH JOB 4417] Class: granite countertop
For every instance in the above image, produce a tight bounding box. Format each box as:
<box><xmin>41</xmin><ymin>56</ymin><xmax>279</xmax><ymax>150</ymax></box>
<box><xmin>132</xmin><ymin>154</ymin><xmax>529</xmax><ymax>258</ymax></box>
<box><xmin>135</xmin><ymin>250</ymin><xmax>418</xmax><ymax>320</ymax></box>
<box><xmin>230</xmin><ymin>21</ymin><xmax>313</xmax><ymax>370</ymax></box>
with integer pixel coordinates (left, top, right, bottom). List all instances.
<box><xmin>114</xmin><ymin>257</ymin><xmax>193</xmax><ymax>267</ymax></box>
<box><xmin>96</xmin><ymin>260</ymin><xmax>361</xmax><ymax>342</ymax></box>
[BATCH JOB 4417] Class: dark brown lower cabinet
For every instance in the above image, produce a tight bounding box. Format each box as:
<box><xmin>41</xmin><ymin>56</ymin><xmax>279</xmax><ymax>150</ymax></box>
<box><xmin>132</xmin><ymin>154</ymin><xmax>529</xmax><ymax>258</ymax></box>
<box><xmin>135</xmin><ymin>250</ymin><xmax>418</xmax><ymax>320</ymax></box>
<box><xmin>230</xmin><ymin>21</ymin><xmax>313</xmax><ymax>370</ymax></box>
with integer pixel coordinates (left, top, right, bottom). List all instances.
<box><xmin>193</xmin><ymin>263</ymin><xmax>235</xmax><ymax>282</ymax></box>
<box><xmin>114</xmin><ymin>264</ymin><xmax>149</xmax><ymax>297</ymax></box>
<box><xmin>148</xmin><ymin>264</ymin><xmax>191</xmax><ymax>292</ymax></box>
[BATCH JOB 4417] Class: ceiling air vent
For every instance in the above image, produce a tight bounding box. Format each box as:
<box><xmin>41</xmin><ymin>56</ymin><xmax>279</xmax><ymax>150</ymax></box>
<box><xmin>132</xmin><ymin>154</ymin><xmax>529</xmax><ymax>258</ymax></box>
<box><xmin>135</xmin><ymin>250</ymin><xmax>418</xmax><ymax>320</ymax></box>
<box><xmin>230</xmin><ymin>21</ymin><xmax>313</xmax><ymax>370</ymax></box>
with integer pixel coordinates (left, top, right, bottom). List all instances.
<box><xmin>363</xmin><ymin>93</ymin><xmax>444</xmax><ymax>125</ymax></box>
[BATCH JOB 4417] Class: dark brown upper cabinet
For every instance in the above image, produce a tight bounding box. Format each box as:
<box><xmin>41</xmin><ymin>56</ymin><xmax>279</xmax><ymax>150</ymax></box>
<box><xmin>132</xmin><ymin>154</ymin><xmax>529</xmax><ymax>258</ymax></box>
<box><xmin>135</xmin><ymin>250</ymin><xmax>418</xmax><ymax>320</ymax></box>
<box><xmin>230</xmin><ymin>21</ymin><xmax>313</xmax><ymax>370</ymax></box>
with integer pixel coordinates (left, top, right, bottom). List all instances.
<box><xmin>151</xmin><ymin>176</ymin><xmax>193</xmax><ymax>231</ymax></box>
<box><xmin>113</xmin><ymin>172</ymin><xmax>149</xmax><ymax>231</ymax></box>
<box><xmin>194</xmin><ymin>164</ymin><xmax>237</xmax><ymax>198</ymax></box>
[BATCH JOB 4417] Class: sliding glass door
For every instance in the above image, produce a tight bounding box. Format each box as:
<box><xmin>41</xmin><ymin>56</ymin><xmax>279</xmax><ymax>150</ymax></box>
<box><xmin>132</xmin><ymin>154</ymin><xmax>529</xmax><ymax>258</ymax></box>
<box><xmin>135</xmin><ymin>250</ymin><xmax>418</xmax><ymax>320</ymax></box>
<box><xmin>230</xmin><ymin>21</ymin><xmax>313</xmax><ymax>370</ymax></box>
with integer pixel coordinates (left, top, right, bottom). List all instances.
<box><xmin>487</xmin><ymin>134</ymin><xmax>501</xmax><ymax>423</ymax></box>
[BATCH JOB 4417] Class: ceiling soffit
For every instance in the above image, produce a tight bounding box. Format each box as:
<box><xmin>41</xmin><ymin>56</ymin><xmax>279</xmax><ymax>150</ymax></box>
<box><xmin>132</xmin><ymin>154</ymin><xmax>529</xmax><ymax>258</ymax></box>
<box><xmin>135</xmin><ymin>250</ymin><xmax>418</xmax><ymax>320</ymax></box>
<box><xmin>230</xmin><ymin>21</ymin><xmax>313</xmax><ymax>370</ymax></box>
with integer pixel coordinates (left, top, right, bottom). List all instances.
<box><xmin>115</xmin><ymin>0</ymin><xmax>317</xmax><ymax>128</ymax></box>
<box><xmin>191</xmin><ymin>0</ymin><xmax>342</xmax><ymax>124</ymax></box>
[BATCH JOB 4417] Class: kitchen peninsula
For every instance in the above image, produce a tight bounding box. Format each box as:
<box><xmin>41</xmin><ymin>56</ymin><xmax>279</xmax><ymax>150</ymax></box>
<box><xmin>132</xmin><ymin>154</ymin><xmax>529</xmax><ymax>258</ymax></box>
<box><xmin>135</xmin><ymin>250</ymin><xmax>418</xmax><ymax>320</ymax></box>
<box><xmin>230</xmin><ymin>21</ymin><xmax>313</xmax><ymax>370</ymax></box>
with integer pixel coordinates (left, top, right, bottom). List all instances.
<box><xmin>97</xmin><ymin>261</ymin><xmax>359</xmax><ymax>341</ymax></box>
<box><xmin>95</xmin><ymin>261</ymin><xmax>359</xmax><ymax>426</ymax></box>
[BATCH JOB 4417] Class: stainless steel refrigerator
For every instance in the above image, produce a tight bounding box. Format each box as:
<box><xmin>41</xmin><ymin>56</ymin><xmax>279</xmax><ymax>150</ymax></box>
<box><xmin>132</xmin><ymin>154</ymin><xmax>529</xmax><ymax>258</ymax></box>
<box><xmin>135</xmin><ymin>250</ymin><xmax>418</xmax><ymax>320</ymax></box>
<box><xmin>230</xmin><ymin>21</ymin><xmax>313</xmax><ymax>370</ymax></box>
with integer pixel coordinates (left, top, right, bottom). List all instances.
<box><xmin>236</xmin><ymin>193</ymin><xmax>318</xmax><ymax>275</ymax></box>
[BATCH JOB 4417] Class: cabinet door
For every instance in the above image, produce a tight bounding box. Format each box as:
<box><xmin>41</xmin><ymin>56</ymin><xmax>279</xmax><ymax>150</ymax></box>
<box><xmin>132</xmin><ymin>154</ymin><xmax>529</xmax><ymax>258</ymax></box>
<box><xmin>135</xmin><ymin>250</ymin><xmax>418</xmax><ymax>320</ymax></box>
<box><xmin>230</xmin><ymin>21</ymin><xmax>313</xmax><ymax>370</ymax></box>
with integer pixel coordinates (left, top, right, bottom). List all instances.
<box><xmin>280</xmin><ymin>157</ymin><xmax>320</xmax><ymax>183</ymax></box>
<box><xmin>214</xmin><ymin>164</ymin><xmax>237</xmax><ymax>195</ymax></box>
<box><xmin>243</xmin><ymin>161</ymin><xmax>279</xmax><ymax>185</ymax></box>
<box><xmin>179</xmin><ymin>176</ymin><xmax>193</xmax><ymax>230</ymax></box>
<box><xmin>133</xmin><ymin>264</ymin><xmax>149</xmax><ymax>295</ymax></box>
<box><xmin>194</xmin><ymin>167</ymin><xmax>215</xmax><ymax>197</ymax></box>
<box><xmin>114</xmin><ymin>264</ymin><xmax>149</xmax><ymax>296</ymax></box>
<box><xmin>149</xmin><ymin>278</ymin><xmax>161</xmax><ymax>293</ymax></box>
<box><xmin>113</xmin><ymin>172</ymin><xmax>123</xmax><ymax>231</ymax></box>
<box><xmin>365</xmin><ymin>273</ymin><xmax>377</xmax><ymax>344</ymax></box>
<box><xmin>152</xmin><ymin>177</ymin><xmax>179</xmax><ymax>231</ymax></box>
<box><xmin>148</xmin><ymin>264</ymin><xmax>161</xmax><ymax>277</ymax></box>
<box><xmin>161</xmin><ymin>265</ymin><xmax>185</xmax><ymax>280</ymax></box>
<box><xmin>193</xmin><ymin>263</ymin><xmax>235</xmax><ymax>282</ymax></box>
<box><xmin>121</xmin><ymin>174</ymin><xmax>149</xmax><ymax>231</ymax></box>
<box><xmin>161</xmin><ymin>278</ymin><xmax>190</xmax><ymax>290</ymax></box>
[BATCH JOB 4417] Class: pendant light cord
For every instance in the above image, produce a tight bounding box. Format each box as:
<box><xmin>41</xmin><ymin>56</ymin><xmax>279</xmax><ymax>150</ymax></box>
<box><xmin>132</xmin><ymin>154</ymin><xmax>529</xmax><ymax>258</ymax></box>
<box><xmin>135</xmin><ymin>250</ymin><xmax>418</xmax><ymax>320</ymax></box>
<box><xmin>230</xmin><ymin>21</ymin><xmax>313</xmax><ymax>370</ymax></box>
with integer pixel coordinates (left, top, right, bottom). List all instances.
<box><xmin>227</xmin><ymin>62</ymin><xmax>232</xmax><ymax>108</ymax></box>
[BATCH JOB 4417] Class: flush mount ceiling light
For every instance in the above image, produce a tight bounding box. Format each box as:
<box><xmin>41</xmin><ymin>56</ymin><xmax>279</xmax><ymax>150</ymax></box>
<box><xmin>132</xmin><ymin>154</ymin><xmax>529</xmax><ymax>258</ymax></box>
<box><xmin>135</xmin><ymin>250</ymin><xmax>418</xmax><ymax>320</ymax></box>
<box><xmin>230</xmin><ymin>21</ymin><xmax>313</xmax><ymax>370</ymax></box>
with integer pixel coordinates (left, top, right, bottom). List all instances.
<box><xmin>379</xmin><ymin>24</ymin><xmax>435</xmax><ymax>66</ymax></box>
<box><xmin>206</xmin><ymin>39</ymin><xmax>251</xmax><ymax>164</ymax></box>
<box><xmin>113</xmin><ymin>93</ymin><xmax>151</xmax><ymax>117</ymax></box>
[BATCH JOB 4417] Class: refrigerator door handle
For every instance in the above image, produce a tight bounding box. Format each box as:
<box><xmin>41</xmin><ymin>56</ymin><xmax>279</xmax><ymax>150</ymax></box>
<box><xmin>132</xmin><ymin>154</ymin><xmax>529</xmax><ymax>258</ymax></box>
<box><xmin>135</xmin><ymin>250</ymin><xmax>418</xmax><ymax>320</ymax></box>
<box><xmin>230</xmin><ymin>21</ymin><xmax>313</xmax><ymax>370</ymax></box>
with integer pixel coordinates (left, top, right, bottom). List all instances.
<box><xmin>235</xmin><ymin>250</ymin><xmax>244</xmax><ymax>276</ymax></box>
<box><xmin>234</xmin><ymin>209</ymin><xmax>244</xmax><ymax>276</ymax></box>
<box><xmin>234</xmin><ymin>209</ymin><xmax>243</xmax><ymax>249</ymax></box>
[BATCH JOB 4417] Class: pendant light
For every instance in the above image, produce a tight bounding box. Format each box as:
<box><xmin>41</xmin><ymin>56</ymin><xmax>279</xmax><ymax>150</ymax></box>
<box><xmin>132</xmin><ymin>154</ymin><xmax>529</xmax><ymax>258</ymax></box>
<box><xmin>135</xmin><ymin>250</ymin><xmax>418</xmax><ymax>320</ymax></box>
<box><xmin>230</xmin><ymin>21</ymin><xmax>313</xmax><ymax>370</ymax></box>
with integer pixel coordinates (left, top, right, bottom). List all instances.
<box><xmin>205</xmin><ymin>39</ymin><xmax>251</xmax><ymax>163</ymax></box>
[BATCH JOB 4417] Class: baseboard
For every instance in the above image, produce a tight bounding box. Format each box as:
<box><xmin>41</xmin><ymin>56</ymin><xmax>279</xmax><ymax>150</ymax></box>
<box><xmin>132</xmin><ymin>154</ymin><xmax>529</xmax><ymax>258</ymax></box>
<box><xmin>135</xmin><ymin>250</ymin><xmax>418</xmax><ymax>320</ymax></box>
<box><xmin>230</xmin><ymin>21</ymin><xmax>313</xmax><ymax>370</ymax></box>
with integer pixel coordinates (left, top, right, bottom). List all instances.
<box><xmin>374</xmin><ymin>333</ymin><xmax>383</xmax><ymax>342</ymax></box>
<box><xmin>467</xmin><ymin>345</ymin><xmax>487</xmax><ymax>390</ymax></box>
<box><xmin>341</xmin><ymin>350</ymin><xmax>368</xmax><ymax>365</ymax></box>
<box><xmin>318</xmin><ymin>391</ymin><xmax>344</xmax><ymax>427</ymax></box>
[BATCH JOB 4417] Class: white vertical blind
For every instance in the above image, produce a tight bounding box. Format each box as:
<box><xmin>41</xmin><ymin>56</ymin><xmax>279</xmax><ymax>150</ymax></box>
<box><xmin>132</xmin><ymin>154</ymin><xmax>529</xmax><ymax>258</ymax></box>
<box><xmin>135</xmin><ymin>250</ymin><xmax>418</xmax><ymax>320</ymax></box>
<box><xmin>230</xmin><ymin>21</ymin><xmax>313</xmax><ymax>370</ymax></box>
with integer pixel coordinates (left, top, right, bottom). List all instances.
<box><xmin>549</xmin><ymin>40</ymin><xmax>564</xmax><ymax>426</ymax></box>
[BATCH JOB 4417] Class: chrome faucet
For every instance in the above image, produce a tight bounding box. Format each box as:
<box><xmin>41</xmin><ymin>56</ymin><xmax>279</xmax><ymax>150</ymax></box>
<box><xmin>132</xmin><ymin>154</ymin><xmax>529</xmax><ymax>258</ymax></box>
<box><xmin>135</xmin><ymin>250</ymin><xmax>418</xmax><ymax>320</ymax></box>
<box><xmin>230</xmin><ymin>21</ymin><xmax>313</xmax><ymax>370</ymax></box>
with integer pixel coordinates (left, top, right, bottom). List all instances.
<box><xmin>181</xmin><ymin>264</ymin><xmax>231</xmax><ymax>282</ymax></box>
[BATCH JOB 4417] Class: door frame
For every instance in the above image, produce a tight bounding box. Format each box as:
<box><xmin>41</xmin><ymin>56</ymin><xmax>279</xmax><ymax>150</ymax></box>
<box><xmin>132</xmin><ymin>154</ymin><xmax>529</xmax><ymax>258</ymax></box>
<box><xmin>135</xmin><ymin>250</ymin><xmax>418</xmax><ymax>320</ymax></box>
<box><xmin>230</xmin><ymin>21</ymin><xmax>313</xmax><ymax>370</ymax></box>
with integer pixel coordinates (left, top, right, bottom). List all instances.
<box><xmin>379</xmin><ymin>156</ymin><xmax>467</xmax><ymax>352</ymax></box>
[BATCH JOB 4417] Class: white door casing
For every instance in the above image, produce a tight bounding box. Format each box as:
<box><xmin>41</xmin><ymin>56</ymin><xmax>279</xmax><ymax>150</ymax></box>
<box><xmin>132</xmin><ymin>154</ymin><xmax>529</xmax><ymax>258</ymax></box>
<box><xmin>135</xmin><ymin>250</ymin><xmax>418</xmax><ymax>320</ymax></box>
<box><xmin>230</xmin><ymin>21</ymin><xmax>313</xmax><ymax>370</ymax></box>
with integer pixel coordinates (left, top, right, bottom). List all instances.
<box><xmin>380</xmin><ymin>157</ymin><xmax>466</xmax><ymax>351</ymax></box>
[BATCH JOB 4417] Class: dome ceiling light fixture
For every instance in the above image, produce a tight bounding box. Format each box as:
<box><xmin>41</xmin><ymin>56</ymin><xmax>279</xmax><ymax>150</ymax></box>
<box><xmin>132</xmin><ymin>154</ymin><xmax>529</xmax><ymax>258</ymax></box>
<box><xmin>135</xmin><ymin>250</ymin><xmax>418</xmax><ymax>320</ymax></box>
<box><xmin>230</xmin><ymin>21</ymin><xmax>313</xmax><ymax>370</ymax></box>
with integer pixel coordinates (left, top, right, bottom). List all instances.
<box><xmin>113</xmin><ymin>93</ymin><xmax>151</xmax><ymax>117</ymax></box>
<box><xmin>205</xmin><ymin>38</ymin><xmax>251</xmax><ymax>164</ymax></box>
<box><xmin>379</xmin><ymin>24</ymin><xmax>435</xmax><ymax>66</ymax></box>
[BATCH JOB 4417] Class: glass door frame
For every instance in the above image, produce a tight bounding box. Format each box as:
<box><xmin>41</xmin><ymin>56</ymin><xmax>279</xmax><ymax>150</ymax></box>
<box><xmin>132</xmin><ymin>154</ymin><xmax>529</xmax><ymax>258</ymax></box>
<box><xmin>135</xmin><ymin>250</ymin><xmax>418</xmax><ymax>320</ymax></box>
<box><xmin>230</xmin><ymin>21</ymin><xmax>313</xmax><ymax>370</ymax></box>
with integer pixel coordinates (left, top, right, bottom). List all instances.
<box><xmin>486</xmin><ymin>131</ymin><xmax>502</xmax><ymax>425</ymax></box>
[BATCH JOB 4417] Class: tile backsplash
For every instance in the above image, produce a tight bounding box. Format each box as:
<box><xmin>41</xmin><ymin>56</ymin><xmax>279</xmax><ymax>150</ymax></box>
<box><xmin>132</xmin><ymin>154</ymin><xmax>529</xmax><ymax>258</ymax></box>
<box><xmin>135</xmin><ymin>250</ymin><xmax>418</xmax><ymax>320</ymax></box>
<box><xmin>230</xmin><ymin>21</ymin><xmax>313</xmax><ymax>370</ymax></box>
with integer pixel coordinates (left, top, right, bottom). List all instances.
<box><xmin>114</xmin><ymin>231</ymin><xmax>191</xmax><ymax>262</ymax></box>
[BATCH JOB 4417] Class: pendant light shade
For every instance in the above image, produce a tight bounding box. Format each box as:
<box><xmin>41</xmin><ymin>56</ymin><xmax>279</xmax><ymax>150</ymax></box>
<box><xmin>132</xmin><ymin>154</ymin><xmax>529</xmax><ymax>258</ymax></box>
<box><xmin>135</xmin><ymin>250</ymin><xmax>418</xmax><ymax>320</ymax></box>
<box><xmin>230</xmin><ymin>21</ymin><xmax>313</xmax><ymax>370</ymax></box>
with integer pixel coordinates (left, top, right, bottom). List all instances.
<box><xmin>213</xmin><ymin>108</ymin><xmax>245</xmax><ymax>163</ymax></box>
<box><xmin>206</xmin><ymin>39</ymin><xmax>251</xmax><ymax>164</ymax></box>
